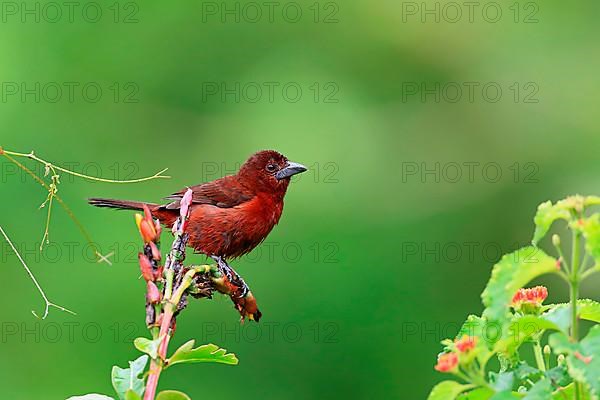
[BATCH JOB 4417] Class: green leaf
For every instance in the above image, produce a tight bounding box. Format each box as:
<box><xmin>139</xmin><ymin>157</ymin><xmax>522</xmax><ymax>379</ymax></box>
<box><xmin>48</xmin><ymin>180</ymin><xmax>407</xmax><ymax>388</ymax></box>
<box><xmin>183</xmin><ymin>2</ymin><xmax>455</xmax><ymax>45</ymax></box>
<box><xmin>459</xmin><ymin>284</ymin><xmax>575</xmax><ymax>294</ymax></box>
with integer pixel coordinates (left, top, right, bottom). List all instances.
<box><xmin>532</xmin><ymin>200</ymin><xmax>571</xmax><ymax>245</ymax></box>
<box><xmin>156</xmin><ymin>390</ymin><xmax>192</xmax><ymax>400</ymax></box>
<box><xmin>552</xmin><ymin>383</ymin><xmax>591</xmax><ymax>400</ymax></box>
<box><xmin>490</xmin><ymin>371</ymin><xmax>515</xmax><ymax>392</ymax></box>
<box><xmin>489</xmin><ymin>392</ymin><xmax>521</xmax><ymax>400</ymax></box>
<box><xmin>67</xmin><ymin>395</ymin><xmax>114</xmax><ymax>400</ymax></box>
<box><xmin>457</xmin><ymin>388</ymin><xmax>494</xmax><ymax>400</ymax></box>
<box><xmin>545</xmin><ymin>365</ymin><xmax>572</xmax><ymax>387</ymax></box>
<box><xmin>542</xmin><ymin>299</ymin><xmax>600</xmax><ymax>334</ymax></box>
<box><xmin>494</xmin><ymin>315</ymin><xmax>562</xmax><ymax>355</ymax></box>
<box><xmin>166</xmin><ymin>340</ymin><xmax>238</xmax><ymax>368</ymax></box>
<box><xmin>513</xmin><ymin>362</ymin><xmax>543</xmax><ymax>383</ymax></box>
<box><xmin>482</xmin><ymin>247</ymin><xmax>557</xmax><ymax>324</ymax></box>
<box><xmin>579</xmin><ymin>299</ymin><xmax>600</xmax><ymax>323</ymax></box>
<box><xmin>111</xmin><ymin>355</ymin><xmax>148</xmax><ymax>400</ymax></box>
<box><xmin>549</xmin><ymin>326</ymin><xmax>600</xmax><ymax>398</ymax></box>
<box><xmin>125</xmin><ymin>391</ymin><xmax>142</xmax><ymax>400</ymax></box>
<box><xmin>581</xmin><ymin>214</ymin><xmax>600</xmax><ymax>266</ymax></box>
<box><xmin>134</xmin><ymin>336</ymin><xmax>163</xmax><ymax>359</ymax></box>
<box><xmin>584</xmin><ymin>196</ymin><xmax>600</xmax><ymax>207</ymax></box>
<box><xmin>449</xmin><ymin>315</ymin><xmax>493</xmax><ymax>364</ymax></box>
<box><xmin>523</xmin><ymin>379</ymin><xmax>552</xmax><ymax>400</ymax></box>
<box><xmin>427</xmin><ymin>381</ymin><xmax>474</xmax><ymax>400</ymax></box>
<box><xmin>541</xmin><ymin>305</ymin><xmax>572</xmax><ymax>333</ymax></box>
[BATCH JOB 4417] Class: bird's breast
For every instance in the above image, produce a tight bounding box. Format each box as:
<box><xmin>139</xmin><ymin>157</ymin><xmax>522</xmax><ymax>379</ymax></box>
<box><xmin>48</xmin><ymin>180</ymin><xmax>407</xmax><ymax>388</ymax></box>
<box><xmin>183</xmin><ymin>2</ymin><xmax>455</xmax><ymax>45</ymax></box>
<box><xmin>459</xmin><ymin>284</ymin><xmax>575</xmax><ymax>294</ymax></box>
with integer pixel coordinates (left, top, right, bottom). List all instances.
<box><xmin>186</xmin><ymin>194</ymin><xmax>284</xmax><ymax>258</ymax></box>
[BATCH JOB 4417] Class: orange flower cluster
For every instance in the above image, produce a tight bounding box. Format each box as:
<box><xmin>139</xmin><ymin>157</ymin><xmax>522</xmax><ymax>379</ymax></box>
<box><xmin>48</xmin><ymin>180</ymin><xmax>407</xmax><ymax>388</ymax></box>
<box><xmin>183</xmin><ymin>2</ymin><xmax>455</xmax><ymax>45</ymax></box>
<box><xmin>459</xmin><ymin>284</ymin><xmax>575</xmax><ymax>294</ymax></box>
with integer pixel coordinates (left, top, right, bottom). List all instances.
<box><xmin>511</xmin><ymin>286</ymin><xmax>548</xmax><ymax>310</ymax></box>
<box><xmin>136</xmin><ymin>205</ymin><xmax>164</xmax><ymax>306</ymax></box>
<box><xmin>434</xmin><ymin>353</ymin><xmax>458</xmax><ymax>372</ymax></box>
<box><xmin>434</xmin><ymin>335</ymin><xmax>477</xmax><ymax>373</ymax></box>
<box><xmin>454</xmin><ymin>335</ymin><xmax>477</xmax><ymax>353</ymax></box>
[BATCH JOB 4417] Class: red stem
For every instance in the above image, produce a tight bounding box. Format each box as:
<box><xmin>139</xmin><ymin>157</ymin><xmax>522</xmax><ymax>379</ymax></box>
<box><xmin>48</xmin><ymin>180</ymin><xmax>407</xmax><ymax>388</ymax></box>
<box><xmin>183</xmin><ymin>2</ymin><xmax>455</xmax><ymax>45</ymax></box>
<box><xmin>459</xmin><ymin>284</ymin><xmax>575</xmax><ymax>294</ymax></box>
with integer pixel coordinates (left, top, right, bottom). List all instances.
<box><xmin>143</xmin><ymin>307</ymin><xmax>174</xmax><ymax>400</ymax></box>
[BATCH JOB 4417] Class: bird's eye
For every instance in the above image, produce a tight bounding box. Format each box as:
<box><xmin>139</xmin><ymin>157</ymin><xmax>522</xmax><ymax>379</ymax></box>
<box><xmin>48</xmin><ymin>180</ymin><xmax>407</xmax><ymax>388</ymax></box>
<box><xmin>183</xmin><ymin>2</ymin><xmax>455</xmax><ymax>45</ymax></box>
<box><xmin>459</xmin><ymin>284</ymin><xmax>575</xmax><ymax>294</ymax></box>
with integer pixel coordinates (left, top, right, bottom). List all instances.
<box><xmin>266</xmin><ymin>164</ymin><xmax>277</xmax><ymax>173</ymax></box>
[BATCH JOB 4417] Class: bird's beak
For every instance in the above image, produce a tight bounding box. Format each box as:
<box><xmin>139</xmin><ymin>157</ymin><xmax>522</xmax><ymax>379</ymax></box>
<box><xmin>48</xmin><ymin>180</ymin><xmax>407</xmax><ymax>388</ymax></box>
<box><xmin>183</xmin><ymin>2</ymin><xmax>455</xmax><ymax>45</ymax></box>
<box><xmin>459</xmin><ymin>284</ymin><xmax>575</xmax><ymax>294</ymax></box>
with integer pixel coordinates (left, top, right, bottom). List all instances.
<box><xmin>275</xmin><ymin>161</ymin><xmax>307</xmax><ymax>180</ymax></box>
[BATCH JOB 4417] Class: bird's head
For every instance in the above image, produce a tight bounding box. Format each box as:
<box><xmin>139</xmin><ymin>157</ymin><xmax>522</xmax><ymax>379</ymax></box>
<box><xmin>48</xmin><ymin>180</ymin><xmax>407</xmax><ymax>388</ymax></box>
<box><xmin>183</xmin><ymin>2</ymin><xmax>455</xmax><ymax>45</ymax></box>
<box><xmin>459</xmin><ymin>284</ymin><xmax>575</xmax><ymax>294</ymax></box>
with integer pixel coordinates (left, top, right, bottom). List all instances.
<box><xmin>238</xmin><ymin>150</ymin><xmax>307</xmax><ymax>194</ymax></box>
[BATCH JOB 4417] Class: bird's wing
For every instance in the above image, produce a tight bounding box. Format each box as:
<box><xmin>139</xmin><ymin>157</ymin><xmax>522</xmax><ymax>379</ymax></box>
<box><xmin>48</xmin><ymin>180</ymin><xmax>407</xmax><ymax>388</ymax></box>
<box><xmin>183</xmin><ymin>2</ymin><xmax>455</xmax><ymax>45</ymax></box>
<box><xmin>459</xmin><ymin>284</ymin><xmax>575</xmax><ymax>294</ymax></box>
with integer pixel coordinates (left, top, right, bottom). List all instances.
<box><xmin>163</xmin><ymin>175</ymin><xmax>253</xmax><ymax>209</ymax></box>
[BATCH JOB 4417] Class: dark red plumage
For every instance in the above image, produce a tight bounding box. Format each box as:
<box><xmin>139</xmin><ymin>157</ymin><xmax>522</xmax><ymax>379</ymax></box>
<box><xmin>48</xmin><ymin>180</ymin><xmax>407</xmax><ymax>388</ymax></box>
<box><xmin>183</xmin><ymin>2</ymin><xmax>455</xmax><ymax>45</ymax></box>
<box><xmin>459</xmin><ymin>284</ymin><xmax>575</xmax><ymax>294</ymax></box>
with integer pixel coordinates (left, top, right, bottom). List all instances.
<box><xmin>89</xmin><ymin>150</ymin><xmax>307</xmax><ymax>260</ymax></box>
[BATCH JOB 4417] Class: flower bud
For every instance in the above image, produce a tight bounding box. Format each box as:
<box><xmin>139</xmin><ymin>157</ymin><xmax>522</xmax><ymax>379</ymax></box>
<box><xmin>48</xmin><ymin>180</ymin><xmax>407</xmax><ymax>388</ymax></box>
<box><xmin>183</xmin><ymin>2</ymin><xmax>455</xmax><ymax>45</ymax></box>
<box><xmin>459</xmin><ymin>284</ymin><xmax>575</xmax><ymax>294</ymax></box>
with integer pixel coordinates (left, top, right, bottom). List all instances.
<box><xmin>544</xmin><ymin>345</ymin><xmax>551</xmax><ymax>356</ymax></box>
<box><xmin>139</xmin><ymin>220</ymin><xmax>157</xmax><ymax>243</ymax></box>
<box><xmin>154</xmin><ymin>219</ymin><xmax>162</xmax><ymax>237</ymax></box>
<box><xmin>146</xmin><ymin>281</ymin><xmax>161</xmax><ymax>304</ymax></box>
<box><xmin>455</xmin><ymin>335</ymin><xmax>477</xmax><ymax>353</ymax></box>
<box><xmin>153</xmin><ymin>265</ymin><xmax>164</xmax><ymax>281</ymax></box>
<box><xmin>434</xmin><ymin>352</ymin><xmax>458</xmax><ymax>373</ymax></box>
<box><xmin>135</xmin><ymin>213</ymin><xmax>143</xmax><ymax>231</ymax></box>
<box><xmin>143</xmin><ymin>204</ymin><xmax>153</xmax><ymax>222</ymax></box>
<box><xmin>180</xmin><ymin>188</ymin><xmax>193</xmax><ymax>219</ymax></box>
<box><xmin>138</xmin><ymin>253</ymin><xmax>155</xmax><ymax>281</ymax></box>
<box><xmin>149</xmin><ymin>241</ymin><xmax>161</xmax><ymax>261</ymax></box>
<box><xmin>552</xmin><ymin>234</ymin><xmax>560</xmax><ymax>247</ymax></box>
<box><xmin>557</xmin><ymin>354</ymin><xmax>565</xmax><ymax>364</ymax></box>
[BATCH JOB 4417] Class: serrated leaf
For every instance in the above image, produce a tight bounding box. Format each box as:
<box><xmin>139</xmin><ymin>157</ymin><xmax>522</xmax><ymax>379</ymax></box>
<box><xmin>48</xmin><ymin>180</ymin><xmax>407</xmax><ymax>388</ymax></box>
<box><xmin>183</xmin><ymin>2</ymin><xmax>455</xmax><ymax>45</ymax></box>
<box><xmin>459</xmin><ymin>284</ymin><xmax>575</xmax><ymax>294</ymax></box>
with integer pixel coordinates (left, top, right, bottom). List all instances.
<box><xmin>532</xmin><ymin>201</ymin><xmax>571</xmax><ymax>245</ymax></box>
<box><xmin>541</xmin><ymin>305</ymin><xmax>572</xmax><ymax>333</ymax></box>
<box><xmin>549</xmin><ymin>326</ymin><xmax>600</xmax><ymax>398</ymax></box>
<box><xmin>581</xmin><ymin>215</ymin><xmax>600</xmax><ymax>266</ymax></box>
<box><xmin>482</xmin><ymin>247</ymin><xmax>557</xmax><ymax>324</ymax></box>
<box><xmin>156</xmin><ymin>390</ymin><xmax>192</xmax><ymax>400</ymax></box>
<box><xmin>67</xmin><ymin>395</ymin><xmax>114</xmax><ymax>400</ymax></box>
<box><xmin>543</xmin><ymin>299</ymin><xmax>600</xmax><ymax>333</ymax></box>
<box><xmin>523</xmin><ymin>379</ymin><xmax>552</xmax><ymax>399</ymax></box>
<box><xmin>111</xmin><ymin>355</ymin><xmax>148</xmax><ymax>400</ymax></box>
<box><xmin>166</xmin><ymin>340</ymin><xmax>238</xmax><ymax>368</ymax></box>
<box><xmin>134</xmin><ymin>336</ymin><xmax>163</xmax><ymax>359</ymax></box>
<box><xmin>427</xmin><ymin>381</ymin><xmax>474</xmax><ymax>400</ymax></box>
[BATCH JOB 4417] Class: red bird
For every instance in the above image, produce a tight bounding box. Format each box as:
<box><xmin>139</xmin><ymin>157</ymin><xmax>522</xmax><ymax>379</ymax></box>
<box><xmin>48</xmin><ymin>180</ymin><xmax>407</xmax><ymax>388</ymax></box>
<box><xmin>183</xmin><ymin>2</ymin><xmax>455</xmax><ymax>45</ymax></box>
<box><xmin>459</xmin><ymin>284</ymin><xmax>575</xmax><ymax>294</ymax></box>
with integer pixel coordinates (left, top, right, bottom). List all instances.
<box><xmin>89</xmin><ymin>150</ymin><xmax>307</xmax><ymax>275</ymax></box>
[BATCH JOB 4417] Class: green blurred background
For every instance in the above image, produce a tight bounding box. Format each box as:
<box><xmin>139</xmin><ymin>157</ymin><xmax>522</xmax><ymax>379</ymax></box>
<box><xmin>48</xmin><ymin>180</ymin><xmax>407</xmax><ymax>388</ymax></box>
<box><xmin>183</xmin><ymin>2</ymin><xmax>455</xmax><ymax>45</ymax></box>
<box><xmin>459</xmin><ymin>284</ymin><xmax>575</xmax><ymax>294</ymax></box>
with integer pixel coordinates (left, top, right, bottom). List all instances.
<box><xmin>1</xmin><ymin>1</ymin><xmax>599</xmax><ymax>398</ymax></box>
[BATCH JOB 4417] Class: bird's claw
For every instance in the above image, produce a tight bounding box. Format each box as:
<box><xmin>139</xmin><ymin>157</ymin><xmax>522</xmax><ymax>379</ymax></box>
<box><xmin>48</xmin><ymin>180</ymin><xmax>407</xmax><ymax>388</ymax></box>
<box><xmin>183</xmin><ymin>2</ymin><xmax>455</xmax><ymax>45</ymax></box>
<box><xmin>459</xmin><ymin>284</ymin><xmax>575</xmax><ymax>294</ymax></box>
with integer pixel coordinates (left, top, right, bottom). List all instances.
<box><xmin>211</xmin><ymin>255</ymin><xmax>249</xmax><ymax>298</ymax></box>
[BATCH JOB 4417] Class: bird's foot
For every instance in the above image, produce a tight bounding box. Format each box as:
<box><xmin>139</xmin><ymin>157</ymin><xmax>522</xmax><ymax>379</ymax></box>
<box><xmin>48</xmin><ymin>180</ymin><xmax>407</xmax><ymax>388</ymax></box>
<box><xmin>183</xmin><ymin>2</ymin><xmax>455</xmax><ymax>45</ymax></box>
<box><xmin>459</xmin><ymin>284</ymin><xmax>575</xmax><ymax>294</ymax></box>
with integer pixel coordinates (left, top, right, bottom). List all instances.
<box><xmin>210</xmin><ymin>256</ymin><xmax>249</xmax><ymax>298</ymax></box>
<box><xmin>211</xmin><ymin>255</ymin><xmax>233</xmax><ymax>280</ymax></box>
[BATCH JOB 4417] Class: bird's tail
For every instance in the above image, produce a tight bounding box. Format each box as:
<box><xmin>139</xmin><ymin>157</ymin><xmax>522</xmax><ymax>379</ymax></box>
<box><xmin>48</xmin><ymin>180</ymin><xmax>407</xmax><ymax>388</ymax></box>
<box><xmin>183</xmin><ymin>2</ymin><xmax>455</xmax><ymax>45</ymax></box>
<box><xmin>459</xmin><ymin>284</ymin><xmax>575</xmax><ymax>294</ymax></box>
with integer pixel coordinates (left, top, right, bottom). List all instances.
<box><xmin>88</xmin><ymin>198</ymin><xmax>158</xmax><ymax>211</ymax></box>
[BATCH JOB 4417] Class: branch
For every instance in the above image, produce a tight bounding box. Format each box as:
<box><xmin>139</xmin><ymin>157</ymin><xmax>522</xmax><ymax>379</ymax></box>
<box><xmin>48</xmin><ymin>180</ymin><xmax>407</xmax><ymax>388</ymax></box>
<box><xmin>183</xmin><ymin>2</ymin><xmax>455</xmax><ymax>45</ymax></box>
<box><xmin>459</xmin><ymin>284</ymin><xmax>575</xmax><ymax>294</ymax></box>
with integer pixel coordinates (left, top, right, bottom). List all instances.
<box><xmin>0</xmin><ymin>146</ymin><xmax>169</xmax><ymax>259</ymax></box>
<box><xmin>0</xmin><ymin>224</ymin><xmax>76</xmax><ymax>319</ymax></box>
<box><xmin>141</xmin><ymin>189</ymin><xmax>193</xmax><ymax>400</ymax></box>
<box><xmin>134</xmin><ymin>189</ymin><xmax>260</xmax><ymax>399</ymax></box>
<box><xmin>1</xmin><ymin>147</ymin><xmax>170</xmax><ymax>183</ymax></box>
